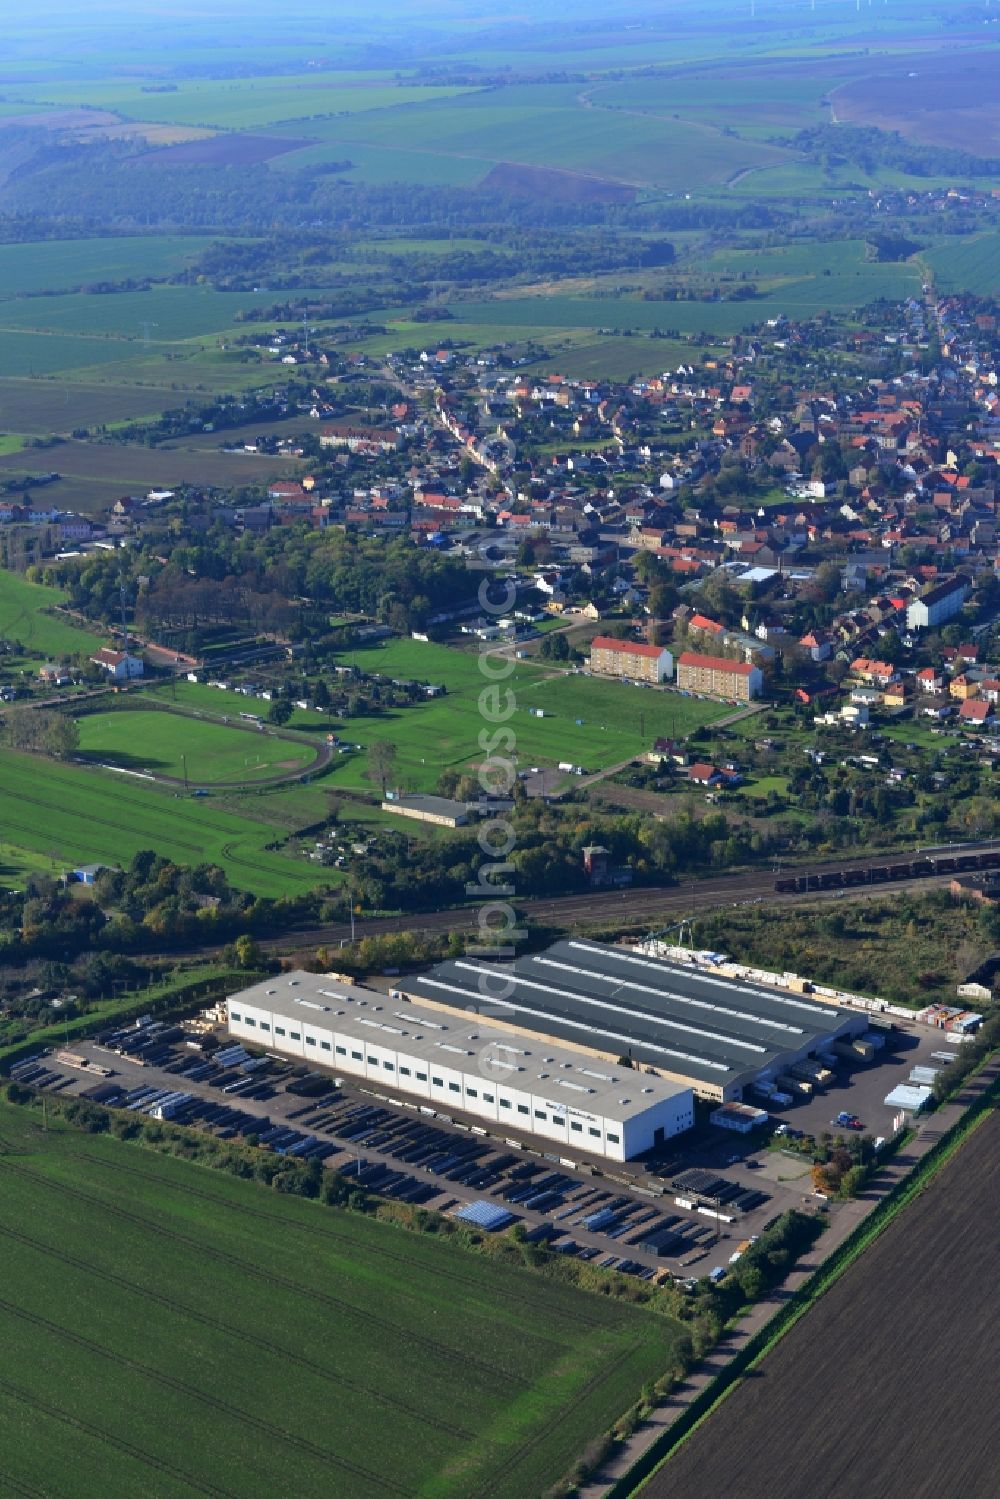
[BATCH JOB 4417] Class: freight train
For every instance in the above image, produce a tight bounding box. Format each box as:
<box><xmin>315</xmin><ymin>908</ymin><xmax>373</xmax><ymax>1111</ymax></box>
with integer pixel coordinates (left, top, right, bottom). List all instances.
<box><xmin>775</xmin><ymin>847</ymin><xmax>1000</xmax><ymax>894</ymax></box>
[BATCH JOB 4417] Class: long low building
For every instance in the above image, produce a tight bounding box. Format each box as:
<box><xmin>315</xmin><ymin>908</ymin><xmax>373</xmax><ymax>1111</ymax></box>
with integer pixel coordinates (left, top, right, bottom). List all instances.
<box><xmin>225</xmin><ymin>971</ymin><xmax>694</xmax><ymax>1161</ymax></box>
<box><xmin>401</xmin><ymin>939</ymin><xmax>868</xmax><ymax>1103</ymax></box>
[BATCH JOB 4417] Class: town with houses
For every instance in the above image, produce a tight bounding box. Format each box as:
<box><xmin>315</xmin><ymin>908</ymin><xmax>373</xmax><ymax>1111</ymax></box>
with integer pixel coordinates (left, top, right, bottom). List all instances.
<box><xmin>5</xmin><ymin>288</ymin><xmax>1000</xmax><ymax>752</ymax></box>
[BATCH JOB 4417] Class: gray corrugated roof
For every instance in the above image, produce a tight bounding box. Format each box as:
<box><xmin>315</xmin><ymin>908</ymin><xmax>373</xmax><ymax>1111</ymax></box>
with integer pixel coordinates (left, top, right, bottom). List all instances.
<box><xmin>407</xmin><ymin>939</ymin><xmax>861</xmax><ymax>1092</ymax></box>
<box><xmin>226</xmin><ymin>970</ymin><xmax>690</xmax><ymax>1120</ymax></box>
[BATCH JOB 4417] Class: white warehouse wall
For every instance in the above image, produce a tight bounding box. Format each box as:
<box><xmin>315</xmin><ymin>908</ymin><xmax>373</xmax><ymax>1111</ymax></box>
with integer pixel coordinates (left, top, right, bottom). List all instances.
<box><xmin>226</xmin><ymin>997</ymin><xmax>693</xmax><ymax>1161</ymax></box>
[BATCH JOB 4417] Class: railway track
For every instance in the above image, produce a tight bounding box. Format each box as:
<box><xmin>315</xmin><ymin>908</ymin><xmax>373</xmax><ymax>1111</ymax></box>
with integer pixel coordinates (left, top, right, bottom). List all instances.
<box><xmin>257</xmin><ymin>839</ymin><xmax>1000</xmax><ymax>953</ymax></box>
<box><xmin>117</xmin><ymin>839</ymin><xmax>1000</xmax><ymax>964</ymax></box>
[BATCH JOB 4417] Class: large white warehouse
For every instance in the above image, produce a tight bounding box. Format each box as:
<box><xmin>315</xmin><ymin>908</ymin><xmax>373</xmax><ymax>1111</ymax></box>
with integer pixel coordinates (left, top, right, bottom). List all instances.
<box><xmin>225</xmin><ymin>971</ymin><xmax>695</xmax><ymax>1161</ymax></box>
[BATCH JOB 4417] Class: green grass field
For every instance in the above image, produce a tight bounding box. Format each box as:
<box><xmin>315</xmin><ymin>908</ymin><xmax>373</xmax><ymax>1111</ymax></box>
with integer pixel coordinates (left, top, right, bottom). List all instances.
<box><xmin>0</xmin><ymin>1102</ymin><xmax>677</xmax><ymax>1499</ymax></box>
<box><xmin>0</xmin><ymin>570</ymin><xmax>105</xmax><ymax>658</ymax></box>
<box><xmin>75</xmin><ymin>708</ymin><xmax>317</xmax><ymax>783</ymax></box>
<box><xmin>0</xmin><ymin>237</ymin><xmax>228</xmax><ymax>298</ymax></box>
<box><xmin>156</xmin><ymin>643</ymin><xmax>729</xmax><ymax>792</ymax></box>
<box><xmin>448</xmin><ymin>251</ymin><xmax>923</xmax><ymax>337</ymax></box>
<box><xmin>0</xmin><ymin>747</ymin><xmax>326</xmax><ymax>897</ymax></box>
<box><xmin>267</xmin><ymin>82</ymin><xmax>793</xmax><ymax>191</ymax></box>
<box><xmin>14</xmin><ymin>74</ymin><xmax>479</xmax><ymax>129</ymax></box>
<box><xmin>315</xmin><ymin>648</ymin><xmax>730</xmax><ymax>791</ymax></box>
<box><xmin>922</xmin><ymin>233</ymin><xmax>1000</xmax><ymax>296</ymax></box>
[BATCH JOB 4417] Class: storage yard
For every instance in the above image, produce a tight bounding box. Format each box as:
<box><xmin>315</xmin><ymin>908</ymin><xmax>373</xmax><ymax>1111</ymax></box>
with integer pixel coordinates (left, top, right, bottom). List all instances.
<box><xmin>403</xmin><ymin>939</ymin><xmax>870</xmax><ymax>1104</ymax></box>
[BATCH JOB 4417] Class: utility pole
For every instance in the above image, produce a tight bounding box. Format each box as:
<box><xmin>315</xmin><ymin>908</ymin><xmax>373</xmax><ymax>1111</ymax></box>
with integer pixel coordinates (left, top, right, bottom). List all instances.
<box><xmin>119</xmin><ymin>579</ymin><xmax>129</xmax><ymax>652</ymax></box>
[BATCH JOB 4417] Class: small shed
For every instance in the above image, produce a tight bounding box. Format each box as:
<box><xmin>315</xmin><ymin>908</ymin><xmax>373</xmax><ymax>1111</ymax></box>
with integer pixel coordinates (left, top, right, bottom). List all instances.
<box><xmin>883</xmin><ymin>1083</ymin><xmax>932</xmax><ymax>1113</ymax></box>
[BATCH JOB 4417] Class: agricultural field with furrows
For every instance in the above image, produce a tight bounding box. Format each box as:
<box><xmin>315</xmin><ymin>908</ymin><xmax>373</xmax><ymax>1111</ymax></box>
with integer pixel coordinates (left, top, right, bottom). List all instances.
<box><xmin>74</xmin><ymin>709</ymin><xmax>317</xmax><ymax>783</ymax></box>
<box><xmin>0</xmin><ymin>1103</ymin><xmax>677</xmax><ymax>1499</ymax></box>
<box><xmin>271</xmin><ymin>137</ymin><xmax>497</xmax><ymax>185</ymax></box>
<box><xmin>531</xmin><ymin>337</ymin><xmax>723</xmax><ymax>383</ymax></box>
<box><xmin>0</xmin><ymin>377</ymin><xmax>202</xmax><ymax>435</ymax></box>
<box><xmin>0</xmin><ymin>281</ymin><xmax>376</xmax><ymax>385</ymax></box>
<box><xmin>653</xmin><ymin>1108</ymin><xmax>1000</xmax><ymax>1499</ymax></box>
<box><xmin>584</xmin><ymin>64</ymin><xmax>837</xmax><ymax>135</ymax></box>
<box><xmin>0</xmin><ymin>285</ymin><xmax>345</xmax><ymax>341</ymax></box>
<box><xmin>0</xmin><ymin>569</ymin><xmax>105</xmax><ymax>658</ymax></box>
<box><xmin>0</xmin><ymin>748</ymin><xmax>326</xmax><ymax>898</ymax></box>
<box><xmin>0</xmin><ymin>329</ymin><xmax>164</xmax><ymax>379</ymax></box>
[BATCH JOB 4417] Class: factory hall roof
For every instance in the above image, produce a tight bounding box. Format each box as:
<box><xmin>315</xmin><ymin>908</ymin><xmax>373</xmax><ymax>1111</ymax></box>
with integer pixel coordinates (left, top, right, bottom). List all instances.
<box><xmin>226</xmin><ymin>970</ymin><xmax>691</xmax><ymax>1121</ymax></box>
<box><xmin>405</xmin><ymin>939</ymin><xmax>861</xmax><ymax>1093</ymax></box>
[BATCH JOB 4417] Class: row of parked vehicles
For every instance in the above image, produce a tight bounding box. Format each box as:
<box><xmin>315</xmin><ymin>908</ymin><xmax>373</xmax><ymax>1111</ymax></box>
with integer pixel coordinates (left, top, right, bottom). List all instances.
<box><xmin>28</xmin><ymin>1035</ymin><xmax>767</xmax><ymax>1280</ymax></box>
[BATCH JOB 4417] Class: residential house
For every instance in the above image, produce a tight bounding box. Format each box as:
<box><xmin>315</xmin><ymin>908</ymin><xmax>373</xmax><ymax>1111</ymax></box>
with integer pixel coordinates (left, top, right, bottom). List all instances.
<box><xmin>91</xmin><ymin>648</ymin><xmax>143</xmax><ymax>681</ymax></box>
<box><xmin>676</xmin><ymin>651</ymin><xmax>762</xmax><ymax>702</ymax></box>
<box><xmin>906</xmin><ymin>574</ymin><xmax>971</xmax><ymax>631</ymax></box>
<box><xmin>590</xmin><ymin>637</ymin><xmax>674</xmax><ymax>685</ymax></box>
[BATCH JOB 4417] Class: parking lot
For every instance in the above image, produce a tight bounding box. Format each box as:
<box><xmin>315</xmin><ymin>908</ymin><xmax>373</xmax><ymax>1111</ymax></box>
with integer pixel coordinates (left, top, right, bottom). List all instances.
<box><xmin>12</xmin><ymin>1007</ymin><xmax>962</xmax><ymax>1282</ymax></box>
<box><xmin>14</xmin><ymin>1028</ymin><xmax>792</xmax><ymax>1281</ymax></box>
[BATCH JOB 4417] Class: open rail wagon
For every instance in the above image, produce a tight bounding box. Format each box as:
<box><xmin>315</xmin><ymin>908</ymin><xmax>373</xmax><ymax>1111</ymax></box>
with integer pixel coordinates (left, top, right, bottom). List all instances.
<box><xmin>775</xmin><ymin>847</ymin><xmax>1000</xmax><ymax>894</ymax></box>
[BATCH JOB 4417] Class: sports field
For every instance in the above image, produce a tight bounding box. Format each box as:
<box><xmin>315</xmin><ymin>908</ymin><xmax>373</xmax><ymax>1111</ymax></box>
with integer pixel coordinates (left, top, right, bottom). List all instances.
<box><xmin>0</xmin><ymin>748</ymin><xmax>325</xmax><ymax>898</ymax></box>
<box><xmin>150</xmin><ymin>644</ymin><xmax>729</xmax><ymax>793</ymax></box>
<box><xmin>0</xmin><ymin>1102</ymin><xmax>678</xmax><ymax>1499</ymax></box>
<box><xmin>0</xmin><ymin>569</ymin><xmax>105</xmax><ymax>658</ymax></box>
<box><xmin>317</xmin><ymin>645</ymin><xmax>730</xmax><ymax>791</ymax></box>
<box><xmin>75</xmin><ymin>709</ymin><xmax>317</xmax><ymax>783</ymax></box>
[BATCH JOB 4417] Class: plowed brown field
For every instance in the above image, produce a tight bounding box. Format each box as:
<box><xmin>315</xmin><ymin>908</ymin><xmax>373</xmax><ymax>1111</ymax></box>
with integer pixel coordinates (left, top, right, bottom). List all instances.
<box><xmin>646</xmin><ymin>1109</ymin><xmax>1000</xmax><ymax>1499</ymax></box>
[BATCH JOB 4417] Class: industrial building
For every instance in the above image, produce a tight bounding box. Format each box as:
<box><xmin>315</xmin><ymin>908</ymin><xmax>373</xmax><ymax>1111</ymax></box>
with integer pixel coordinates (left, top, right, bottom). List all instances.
<box><xmin>380</xmin><ymin>792</ymin><xmax>470</xmax><ymax>828</ymax></box>
<box><xmin>402</xmin><ymin>939</ymin><xmax>868</xmax><ymax>1103</ymax></box>
<box><xmin>225</xmin><ymin>971</ymin><xmax>694</xmax><ymax>1161</ymax></box>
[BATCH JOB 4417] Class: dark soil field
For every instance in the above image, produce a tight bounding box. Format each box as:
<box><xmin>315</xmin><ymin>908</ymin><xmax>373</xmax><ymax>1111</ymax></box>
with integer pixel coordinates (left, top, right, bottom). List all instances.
<box><xmin>481</xmin><ymin>161</ymin><xmax>636</xmax><ymax>204</ymax></box>
<box><xmin>0</xmin><ymin>436</ymin><xmax>301</xmax><ymax>508</ymax></box>
<box><xmin>833</xmin><ymin>55</ymin><xmax>1000</xmax><ymax>156</ymax></box>
<box><xmin>646</xmin><ymin>1109</ymin><xmax>1000</xmax><ymax>1499</ymax></box>
<box><xmin>0</xmin><ymin>378</ymin><xmax>178</xmax><ymax>434</ymax></box>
